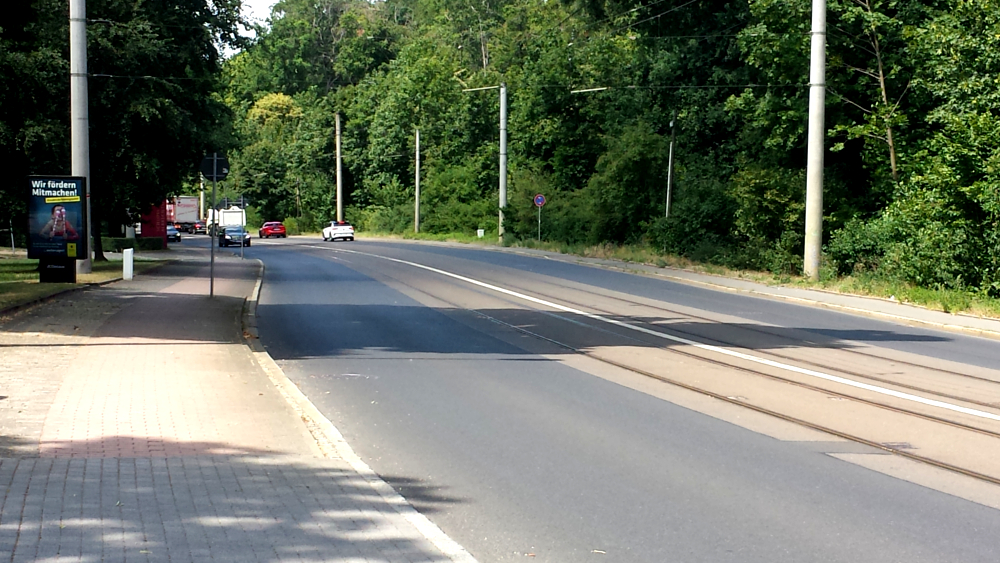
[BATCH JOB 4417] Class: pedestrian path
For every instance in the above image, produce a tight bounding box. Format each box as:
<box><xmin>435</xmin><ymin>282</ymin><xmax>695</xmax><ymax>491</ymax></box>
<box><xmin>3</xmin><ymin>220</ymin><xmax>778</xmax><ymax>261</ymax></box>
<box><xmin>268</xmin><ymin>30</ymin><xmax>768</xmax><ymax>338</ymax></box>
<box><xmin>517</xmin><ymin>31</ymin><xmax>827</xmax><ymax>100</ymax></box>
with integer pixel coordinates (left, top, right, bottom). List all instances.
<box><xmin>0</xmin><ymin>252</ymin><xmax>474</xmax><ymax>562</ymax></box>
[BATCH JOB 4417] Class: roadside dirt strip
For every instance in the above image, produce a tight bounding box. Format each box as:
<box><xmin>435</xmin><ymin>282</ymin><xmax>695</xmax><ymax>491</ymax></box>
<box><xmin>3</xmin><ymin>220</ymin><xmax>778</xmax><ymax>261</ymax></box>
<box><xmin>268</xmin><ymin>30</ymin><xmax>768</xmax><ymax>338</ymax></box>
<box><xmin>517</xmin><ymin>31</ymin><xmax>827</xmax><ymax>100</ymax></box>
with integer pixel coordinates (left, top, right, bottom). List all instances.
<box><xmin>306</xmin><ymin>245</ymin><xmax>1000</xmax><ymax>509</ymax></box>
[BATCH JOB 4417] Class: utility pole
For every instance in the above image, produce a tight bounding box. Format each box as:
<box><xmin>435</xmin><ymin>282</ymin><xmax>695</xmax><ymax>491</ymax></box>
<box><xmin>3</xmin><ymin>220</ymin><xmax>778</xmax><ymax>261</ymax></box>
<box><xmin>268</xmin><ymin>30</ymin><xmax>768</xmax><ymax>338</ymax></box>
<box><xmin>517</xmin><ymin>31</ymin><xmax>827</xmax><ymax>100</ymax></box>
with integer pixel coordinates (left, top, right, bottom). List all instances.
<box><xmin>665</xmin><ymin>113</ymin><xmax>676</xmax><ymax>218</ymax></box>
<box><xmin>239</xmin><ymin>194</ymin><xmax>245</xmax><ymax>261</ymax></box>
<box><xmin>70</xmin><ymin>0</ymin><xmax>92</xmax><ymax>273</ymax></box>
<box><xmin>499</xmin><ymin>82</ymin><xmax>508</xmax><ymax>243</ymax></box>
<box><xmin>335</xmin><ymin>112</ymin><xmax>343</xmax><ymax>222</ymax></box>
<box><xmin>462</xmin><ymin>83</ymin><xmax>508</xmax><ymax>242</ymax></box>
<box><xmin>210</xmin><ymin>167</ymin><xmax>217</xmax><ymax>297</ymax></box>
<box><xmin>414</xmin><ymin>128</ymin><xmax>420</xmax><ymax>233</ymax></box>
<box><xmin>804</xmin><ymin>0</ymin><xmax>827</xmax><ymax>280</ymax></box>
<box><xmin>199</xmin><ymin>178</ymin><xmax>205</xmax><ymax>223</ymax></box>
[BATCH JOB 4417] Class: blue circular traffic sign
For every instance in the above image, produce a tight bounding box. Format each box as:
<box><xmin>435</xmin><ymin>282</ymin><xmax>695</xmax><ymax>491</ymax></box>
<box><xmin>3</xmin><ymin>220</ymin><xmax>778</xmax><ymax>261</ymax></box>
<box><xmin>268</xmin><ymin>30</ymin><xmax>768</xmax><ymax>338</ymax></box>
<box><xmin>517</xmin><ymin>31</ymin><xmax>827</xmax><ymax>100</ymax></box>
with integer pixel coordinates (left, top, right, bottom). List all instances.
<box><xmin>533</xmin><ymin>194</ymin><xmax>546</xmax><ymax>207</ymax></box>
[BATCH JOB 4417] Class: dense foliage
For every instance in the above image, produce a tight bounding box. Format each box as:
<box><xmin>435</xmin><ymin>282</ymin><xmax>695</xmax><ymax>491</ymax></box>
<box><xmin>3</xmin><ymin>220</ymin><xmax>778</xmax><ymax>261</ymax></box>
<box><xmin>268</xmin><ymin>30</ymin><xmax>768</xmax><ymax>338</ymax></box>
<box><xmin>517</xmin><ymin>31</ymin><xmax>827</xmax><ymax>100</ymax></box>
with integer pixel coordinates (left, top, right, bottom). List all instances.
<box><xmin>223</xmin><ymin>0</ymin><xmax>1000</xmax><ymax>293</ymax></box>
<box><xmin>4</xmin><ymin>0</ymin><xmax>998</xmax><ymax>295</ymax></box>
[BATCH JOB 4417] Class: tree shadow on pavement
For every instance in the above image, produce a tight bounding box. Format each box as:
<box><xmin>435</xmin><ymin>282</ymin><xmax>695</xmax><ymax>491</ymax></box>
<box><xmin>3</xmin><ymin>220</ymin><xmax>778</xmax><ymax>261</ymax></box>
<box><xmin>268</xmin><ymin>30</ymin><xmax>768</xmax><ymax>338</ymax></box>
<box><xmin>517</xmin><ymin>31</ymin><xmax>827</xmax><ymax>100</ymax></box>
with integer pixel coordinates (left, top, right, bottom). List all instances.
<box><xmin>257</xmin><ymin>302</ymin><xmax>950</xmax><ymax>362</ymax></box>
<box><xmin>0</xmin><ymin>437</ymin><xmax>468</xmax><ymax>562</ymax></box>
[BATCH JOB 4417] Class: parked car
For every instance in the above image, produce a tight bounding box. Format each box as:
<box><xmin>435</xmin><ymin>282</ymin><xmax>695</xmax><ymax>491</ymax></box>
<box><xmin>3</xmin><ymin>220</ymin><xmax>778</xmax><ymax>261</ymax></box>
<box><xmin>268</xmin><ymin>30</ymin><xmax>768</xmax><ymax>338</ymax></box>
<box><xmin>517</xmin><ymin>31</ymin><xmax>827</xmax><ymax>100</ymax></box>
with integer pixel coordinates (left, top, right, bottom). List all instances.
<box><xmin>322</xmin><ymin>220</ymin><xmax>355</xmax><ymax>241</ymax></box>
<box><xmin>259</xmin><ymin>221</ymin><xmax>287</xmax><ymax>238</ymax></box>
<box><xmin>166</xmin><ymin>224</ymin><xmax>182</xmax><ymax>243</ymax></box>
<box><xmin>218</xmin><ymin>226</ymin><xmax>251</xmax><ymax>247</ymax></box>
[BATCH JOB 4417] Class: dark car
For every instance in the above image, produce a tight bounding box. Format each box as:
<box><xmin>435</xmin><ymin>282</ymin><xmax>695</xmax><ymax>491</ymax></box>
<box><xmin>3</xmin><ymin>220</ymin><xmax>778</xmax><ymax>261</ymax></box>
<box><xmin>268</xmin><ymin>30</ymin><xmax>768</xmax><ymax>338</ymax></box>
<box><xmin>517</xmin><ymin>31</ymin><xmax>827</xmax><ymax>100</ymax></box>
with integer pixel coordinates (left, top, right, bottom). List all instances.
<box><xmin>258</xmin><ymin>221</ymin><xmax>286</xmax><ymax>238</ymax></box>
<box><xmin>166</xmin><ymin>224</ymin><xmax>182</xmax><ymax>243</ymax></box>
<box><xmin>218</xmin><ymin>226</ymin><xmax>251</xmax><ymax>247</ymax></box>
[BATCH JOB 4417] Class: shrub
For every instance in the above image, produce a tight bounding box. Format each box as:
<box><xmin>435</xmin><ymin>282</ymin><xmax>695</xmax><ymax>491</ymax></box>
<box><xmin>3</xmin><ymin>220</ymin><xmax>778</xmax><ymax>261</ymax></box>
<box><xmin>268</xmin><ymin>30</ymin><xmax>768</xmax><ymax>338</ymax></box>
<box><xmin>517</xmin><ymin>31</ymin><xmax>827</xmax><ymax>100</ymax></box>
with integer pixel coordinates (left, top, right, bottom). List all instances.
<box><xmin>101</xmin><ymin>237</ymin><xmax>164</xmax><ymax>252</ymax></box>
<box><xmin>826</xmin><ymin>218</ymin><xmax>891</xmax><ymax>275</ymax></box>
<box><xmin>282</xmin><ymin>217</ymin><xmax>301</xmax><ymax>235</ymax></box>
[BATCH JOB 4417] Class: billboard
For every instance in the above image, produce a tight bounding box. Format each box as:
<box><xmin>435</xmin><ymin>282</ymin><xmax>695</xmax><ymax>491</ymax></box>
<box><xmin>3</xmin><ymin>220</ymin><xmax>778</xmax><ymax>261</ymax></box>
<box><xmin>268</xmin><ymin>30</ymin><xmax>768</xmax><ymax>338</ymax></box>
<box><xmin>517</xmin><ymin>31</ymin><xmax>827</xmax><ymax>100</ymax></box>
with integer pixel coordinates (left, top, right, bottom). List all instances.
<box><xmin>140</xmin><ymin>200</ymin><xmax>167</xmax><ymax>244</ymax></box>
<box><xmin>27</xmin><ymin>176</ymin><xmax>87</xmax><ymax>260</ymax></box>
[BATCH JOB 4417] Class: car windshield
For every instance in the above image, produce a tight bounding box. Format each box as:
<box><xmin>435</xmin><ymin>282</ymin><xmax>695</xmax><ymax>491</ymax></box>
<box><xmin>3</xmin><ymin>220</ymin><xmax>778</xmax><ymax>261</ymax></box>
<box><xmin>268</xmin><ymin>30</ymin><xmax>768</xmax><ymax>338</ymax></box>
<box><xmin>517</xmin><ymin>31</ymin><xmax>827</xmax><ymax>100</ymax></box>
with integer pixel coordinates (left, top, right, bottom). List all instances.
<box><xmin>166</xmin><ymin>226</ymin><xmax>177</xmax><ymax>232</ymax></box>
<box><xmin>224</xmin><ymin>228</ymin><xmax>245</xmax><ymax>234</ymax></box>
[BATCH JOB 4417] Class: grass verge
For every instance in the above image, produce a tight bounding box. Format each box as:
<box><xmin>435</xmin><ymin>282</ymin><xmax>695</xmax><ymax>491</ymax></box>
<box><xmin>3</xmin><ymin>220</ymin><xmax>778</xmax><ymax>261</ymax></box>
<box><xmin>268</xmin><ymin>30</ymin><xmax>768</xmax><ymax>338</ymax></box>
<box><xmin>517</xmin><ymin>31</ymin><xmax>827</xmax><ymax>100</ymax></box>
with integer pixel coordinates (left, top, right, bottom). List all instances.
<box><xmin>0</xmin><ymin>257</ymin><xmax>167</xmax><ymax>312</ymax></box>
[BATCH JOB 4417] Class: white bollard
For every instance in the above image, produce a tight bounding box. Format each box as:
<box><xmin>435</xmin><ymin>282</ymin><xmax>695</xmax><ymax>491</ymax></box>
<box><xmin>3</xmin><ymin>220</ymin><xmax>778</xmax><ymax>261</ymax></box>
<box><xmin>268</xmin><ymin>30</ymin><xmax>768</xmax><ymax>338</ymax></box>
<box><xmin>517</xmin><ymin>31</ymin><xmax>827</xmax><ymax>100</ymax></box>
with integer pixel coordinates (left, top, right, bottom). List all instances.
<box><xmin>123</xmin><ymin>247</ymin><xmax>134</xmax><ymax>280</ymax></box>
<box><xmin>477</xmin><ymin>229</ymin><xmax>485</xmax><ymax>238</ymax></box>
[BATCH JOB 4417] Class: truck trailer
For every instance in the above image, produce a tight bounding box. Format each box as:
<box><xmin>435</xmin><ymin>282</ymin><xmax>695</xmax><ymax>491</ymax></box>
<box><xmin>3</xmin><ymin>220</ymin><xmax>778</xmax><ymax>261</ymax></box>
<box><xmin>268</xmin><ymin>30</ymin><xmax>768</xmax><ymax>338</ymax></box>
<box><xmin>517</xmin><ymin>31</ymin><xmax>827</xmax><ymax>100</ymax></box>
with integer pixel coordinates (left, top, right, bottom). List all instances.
<box><xmin>167</xmin><ymin>196</ymin><xmax>202</xmax><ymax>233</ymax></box>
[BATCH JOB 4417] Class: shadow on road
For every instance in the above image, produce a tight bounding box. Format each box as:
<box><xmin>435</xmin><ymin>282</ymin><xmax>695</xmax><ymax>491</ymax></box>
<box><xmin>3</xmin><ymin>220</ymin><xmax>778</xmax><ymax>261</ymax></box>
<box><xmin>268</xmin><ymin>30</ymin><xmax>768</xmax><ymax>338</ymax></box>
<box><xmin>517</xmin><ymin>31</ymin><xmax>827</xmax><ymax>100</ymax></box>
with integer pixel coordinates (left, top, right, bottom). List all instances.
<box><xmin>258</xmin><ymin>302</ymin><xmax>949</xmax><ymax>361</ymax></box>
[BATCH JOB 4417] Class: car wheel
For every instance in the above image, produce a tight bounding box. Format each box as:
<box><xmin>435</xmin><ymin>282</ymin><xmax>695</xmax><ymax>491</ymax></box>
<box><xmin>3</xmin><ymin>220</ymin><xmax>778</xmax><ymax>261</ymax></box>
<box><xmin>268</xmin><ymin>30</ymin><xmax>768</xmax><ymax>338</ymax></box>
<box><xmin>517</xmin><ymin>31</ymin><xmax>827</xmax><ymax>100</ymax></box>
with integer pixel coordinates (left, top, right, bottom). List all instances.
<box><xmin>349</xmin><ymin>237</ymin><xmax>354</xmax><ymax>241</ymax></box>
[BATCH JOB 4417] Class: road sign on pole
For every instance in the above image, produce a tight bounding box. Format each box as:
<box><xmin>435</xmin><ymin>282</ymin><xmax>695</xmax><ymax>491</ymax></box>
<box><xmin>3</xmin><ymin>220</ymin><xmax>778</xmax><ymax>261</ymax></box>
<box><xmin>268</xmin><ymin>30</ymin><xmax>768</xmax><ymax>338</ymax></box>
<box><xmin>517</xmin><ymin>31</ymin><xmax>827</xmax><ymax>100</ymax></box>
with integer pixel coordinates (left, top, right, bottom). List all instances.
<box><xmin>200</xmin><ymin>153</ymin><xmax>229</xmax><ymax>182</ymax></box>
<box><xmin>534</xmin><ymin>194</ymin><xmax>546</xmax><ymax>241</ymax></box>
<box><xmin>201</xmin><ymin>152</ymin><xmax>227</xmax><ymax>297</ymax></box>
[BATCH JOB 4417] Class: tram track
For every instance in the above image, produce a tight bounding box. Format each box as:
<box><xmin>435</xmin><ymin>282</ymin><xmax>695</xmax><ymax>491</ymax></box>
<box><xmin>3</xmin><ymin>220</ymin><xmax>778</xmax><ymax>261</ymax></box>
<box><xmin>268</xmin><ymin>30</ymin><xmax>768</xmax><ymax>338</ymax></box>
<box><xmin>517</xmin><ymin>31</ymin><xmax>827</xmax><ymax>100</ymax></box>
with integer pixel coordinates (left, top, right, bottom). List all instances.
<box><xmin>467</xmin><ymin>307</ymin><xmax>1000</xmax><ymax>488</ymax></box>
<box><xmin>308</xmin><ymin>243</ymin><xmax>1000</xmax><ymax>486</ymax></box>
<box><xmin>468</xmin><ymin>275</ymin><xmax>1000</xmax><ymax>411</ymax></box>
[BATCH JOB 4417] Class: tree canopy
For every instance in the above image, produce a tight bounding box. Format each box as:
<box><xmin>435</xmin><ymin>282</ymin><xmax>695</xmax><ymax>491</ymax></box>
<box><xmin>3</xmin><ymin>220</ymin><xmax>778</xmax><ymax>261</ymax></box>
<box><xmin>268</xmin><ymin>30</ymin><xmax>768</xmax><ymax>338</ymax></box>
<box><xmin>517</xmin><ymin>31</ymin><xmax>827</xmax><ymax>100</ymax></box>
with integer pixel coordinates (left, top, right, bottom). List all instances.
<box><xmin>1</xmin><ymin>0</ymin><xmax>244</xmax><ymax>254</ymax></box>
<box><xmin>4</xmin><ymin>0</ymin><xmax>999</xmax><ymax>294</ymax></box>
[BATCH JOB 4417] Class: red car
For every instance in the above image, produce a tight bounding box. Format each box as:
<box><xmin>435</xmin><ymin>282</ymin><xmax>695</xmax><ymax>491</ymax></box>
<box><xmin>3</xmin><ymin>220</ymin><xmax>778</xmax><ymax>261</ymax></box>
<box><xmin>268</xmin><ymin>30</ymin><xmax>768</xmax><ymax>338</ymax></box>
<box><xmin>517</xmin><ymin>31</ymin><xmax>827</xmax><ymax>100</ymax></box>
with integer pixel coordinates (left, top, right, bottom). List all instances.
<box><xmin>258</xmin><ymin>221</ymin><xmax>287</xmax><ymax>238</ymax></box>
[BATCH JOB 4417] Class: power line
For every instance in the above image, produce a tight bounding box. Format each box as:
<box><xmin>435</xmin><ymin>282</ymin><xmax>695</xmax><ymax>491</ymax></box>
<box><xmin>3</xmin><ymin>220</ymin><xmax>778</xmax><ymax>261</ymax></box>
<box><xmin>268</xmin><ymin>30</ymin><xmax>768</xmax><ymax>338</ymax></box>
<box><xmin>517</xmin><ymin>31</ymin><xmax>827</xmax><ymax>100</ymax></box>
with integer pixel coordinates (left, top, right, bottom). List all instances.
<box><xmin>541</xmin><ymin>83</ymin><xmax>807</xmax><ymax>90</ymax></box>
<box><xmin>612</xmin><ymin>0</ymin><xmax>701</xmax><ymax>33</ymax></box>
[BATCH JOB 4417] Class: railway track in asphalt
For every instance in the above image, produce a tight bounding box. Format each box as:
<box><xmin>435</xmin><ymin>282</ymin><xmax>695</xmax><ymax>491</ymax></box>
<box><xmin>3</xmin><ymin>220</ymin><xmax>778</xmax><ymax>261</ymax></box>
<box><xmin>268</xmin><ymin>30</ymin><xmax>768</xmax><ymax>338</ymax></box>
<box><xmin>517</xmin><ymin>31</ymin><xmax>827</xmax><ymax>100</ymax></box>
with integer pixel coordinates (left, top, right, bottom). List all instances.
<box><xmin>298</xmin><ymin>242</ymin><xmax>1000</xmax><ymax>488</ymax></box>
<box><xmin>482</xmin><ymin>280</ymin><xmax>1000</xmax><ymax>415</ymax></box>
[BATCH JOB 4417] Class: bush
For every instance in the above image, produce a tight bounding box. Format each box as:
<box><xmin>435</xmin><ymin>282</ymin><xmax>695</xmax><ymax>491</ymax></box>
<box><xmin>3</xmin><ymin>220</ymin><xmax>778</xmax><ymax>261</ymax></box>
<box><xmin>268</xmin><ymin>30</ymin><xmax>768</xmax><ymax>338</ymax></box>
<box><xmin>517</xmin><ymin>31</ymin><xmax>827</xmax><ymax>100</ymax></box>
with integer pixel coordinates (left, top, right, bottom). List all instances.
<box><xmin>245</xmin><ymin>206</ymin><xmax>263</xmax><ymax>231</ymax></box>
<box><xmin>504</xmin><ymin>165</ymin><xmax>598</xmax><ymax>244</ymax></box>
<box><xmin>282</xmin><ymin>217</ymin><xmax>302</xmax><ymax>235</ymax></box>
<box><xmin>348</xmin><ymin>204</ymin><xmax>412</xmax><ymax>233</ymax></box>
<box><xmin>101</xmin><ymin>237</ymin><xmax>164</xmax><ymax>252</ymax></box>
<box><xmin>826</xmin><ymin>218</ymin><xmax>891</xmax><ymax>275</ymax></box>
<box><xmin>645</xmin><ymin>179</ymin><xmax>736</xmax><ymax>259</ymax></box>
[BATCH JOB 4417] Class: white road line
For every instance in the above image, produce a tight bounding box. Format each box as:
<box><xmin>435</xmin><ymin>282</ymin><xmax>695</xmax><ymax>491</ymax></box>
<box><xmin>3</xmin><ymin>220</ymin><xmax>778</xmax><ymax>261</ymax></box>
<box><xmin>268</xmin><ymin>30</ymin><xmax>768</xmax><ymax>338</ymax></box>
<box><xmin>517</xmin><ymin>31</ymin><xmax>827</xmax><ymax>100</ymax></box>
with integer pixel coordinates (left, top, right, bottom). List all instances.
<box><xmin>307</xmin><ymin>245</ymin><xmax>1000</xmax><ymax>423</ymax></box>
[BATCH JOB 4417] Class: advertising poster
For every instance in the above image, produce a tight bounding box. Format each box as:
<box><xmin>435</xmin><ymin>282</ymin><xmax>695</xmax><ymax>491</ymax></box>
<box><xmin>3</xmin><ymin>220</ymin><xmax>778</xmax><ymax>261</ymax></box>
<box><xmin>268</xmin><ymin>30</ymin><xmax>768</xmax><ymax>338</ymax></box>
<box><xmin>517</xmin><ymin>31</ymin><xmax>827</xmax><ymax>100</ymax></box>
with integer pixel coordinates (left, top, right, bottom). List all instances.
<box><xmin>140</xmin><ymin>200</ymin><xmax>168</xmax><ymax>246</ymax></box>
<box><xmin>27</xmin><ymin>176</ymin><xmax>87</xmax><ymax>260</ymax></box>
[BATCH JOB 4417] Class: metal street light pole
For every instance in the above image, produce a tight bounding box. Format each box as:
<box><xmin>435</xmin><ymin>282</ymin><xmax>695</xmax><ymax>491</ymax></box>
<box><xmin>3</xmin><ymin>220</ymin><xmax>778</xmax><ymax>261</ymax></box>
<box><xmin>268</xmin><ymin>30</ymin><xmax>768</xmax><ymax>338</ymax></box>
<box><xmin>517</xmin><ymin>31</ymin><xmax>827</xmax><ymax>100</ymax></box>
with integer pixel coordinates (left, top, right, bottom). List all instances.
<box><xmin>415</xmin><ymin>128</ymin><xmax>420</xmax><ymax>233</ymax></box>
<box><xmin>335</xmin><ymin>112</ymin><xmax>343</xmax><ymax>223</ymax></box>
<box><xmin>804</xmin><ymin>0</ymin><xmax>827</xmax><ymax>280</ymax></box>
<box><xmin>70</xmin><ymin>0</ymin><xmax>92</xmax><ymax>273</ymax></box>
<box><xmin>463</xmin><ymin>84</ymin><xmax>507</xmax><ymax>243</ymax></box>
<box><xmin>665</xmin><ymin>113</ymin><xmax>676</xmax><ymax>218</ymax></box>
<box><xmin>499</xmin><ymin>82</ymin><xmax>507</xmax><ymax>243</ymax></box>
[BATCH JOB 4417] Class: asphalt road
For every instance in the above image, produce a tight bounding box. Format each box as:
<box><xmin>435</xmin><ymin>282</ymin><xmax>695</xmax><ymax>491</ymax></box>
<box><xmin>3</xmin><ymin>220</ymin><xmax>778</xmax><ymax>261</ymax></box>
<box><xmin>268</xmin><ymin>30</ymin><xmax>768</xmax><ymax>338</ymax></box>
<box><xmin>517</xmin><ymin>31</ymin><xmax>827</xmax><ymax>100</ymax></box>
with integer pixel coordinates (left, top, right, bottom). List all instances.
<box><xmin>220</xmin><ymin>236</ymin><xmax>1000</xmax><ymax>562</ymax></box>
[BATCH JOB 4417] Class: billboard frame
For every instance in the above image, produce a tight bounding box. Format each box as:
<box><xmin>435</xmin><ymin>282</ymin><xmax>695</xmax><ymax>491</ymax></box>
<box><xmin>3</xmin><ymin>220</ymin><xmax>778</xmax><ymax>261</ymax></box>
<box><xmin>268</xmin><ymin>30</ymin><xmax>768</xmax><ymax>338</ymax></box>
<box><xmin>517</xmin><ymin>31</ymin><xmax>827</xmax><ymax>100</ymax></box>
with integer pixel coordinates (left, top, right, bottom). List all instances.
<box><xmin>27</xmin><ymin>175</ymin><xmax>88</xmax><ymax>261</ymax></box>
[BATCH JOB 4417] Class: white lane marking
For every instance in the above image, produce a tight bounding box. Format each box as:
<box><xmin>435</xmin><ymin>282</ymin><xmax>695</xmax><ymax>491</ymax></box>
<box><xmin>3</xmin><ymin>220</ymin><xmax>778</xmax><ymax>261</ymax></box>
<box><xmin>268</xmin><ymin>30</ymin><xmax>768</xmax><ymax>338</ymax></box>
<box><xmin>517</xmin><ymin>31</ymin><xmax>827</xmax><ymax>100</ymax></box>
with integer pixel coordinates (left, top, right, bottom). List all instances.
<box><xmin>304</xmin><ymin>245</ymin><xmax>1000</xmax><ymax>423</ymax></box>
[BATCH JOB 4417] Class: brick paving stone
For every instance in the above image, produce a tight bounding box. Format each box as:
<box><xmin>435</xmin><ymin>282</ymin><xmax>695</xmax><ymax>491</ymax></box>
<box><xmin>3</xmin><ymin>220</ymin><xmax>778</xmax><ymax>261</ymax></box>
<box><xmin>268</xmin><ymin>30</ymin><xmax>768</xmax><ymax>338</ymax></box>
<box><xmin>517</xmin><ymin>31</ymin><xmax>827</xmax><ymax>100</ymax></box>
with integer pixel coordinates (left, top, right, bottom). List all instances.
<box><xmin>0</xmin><ymin>253</ymin><xmax>473</xmax><ymax>562</ymax></box>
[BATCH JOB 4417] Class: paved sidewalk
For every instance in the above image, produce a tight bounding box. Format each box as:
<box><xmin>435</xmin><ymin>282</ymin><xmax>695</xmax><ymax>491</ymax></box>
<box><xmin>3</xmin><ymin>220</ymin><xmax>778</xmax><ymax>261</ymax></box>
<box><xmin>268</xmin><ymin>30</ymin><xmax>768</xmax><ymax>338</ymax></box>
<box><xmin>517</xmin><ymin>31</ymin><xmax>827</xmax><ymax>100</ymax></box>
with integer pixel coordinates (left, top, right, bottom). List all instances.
<box><xmin>0</xmin><ymin>251</ymin><xmax>473</xmax><ymax>562</ymax></box>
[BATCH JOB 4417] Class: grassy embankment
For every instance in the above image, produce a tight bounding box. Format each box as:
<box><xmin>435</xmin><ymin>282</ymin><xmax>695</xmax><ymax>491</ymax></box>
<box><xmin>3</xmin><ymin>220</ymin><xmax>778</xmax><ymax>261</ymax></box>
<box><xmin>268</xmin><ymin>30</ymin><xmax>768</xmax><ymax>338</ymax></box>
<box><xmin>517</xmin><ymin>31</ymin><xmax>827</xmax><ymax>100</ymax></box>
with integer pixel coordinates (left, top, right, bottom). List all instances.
<box><xmin>0</xmin><ymin>252</ymin><xmax>166</xmax><ymax>311</ymax></box>
<box><xmin>354</xmin><ymin>231</ymin><xmax>1000</xmax><ymax>319</ymax></box>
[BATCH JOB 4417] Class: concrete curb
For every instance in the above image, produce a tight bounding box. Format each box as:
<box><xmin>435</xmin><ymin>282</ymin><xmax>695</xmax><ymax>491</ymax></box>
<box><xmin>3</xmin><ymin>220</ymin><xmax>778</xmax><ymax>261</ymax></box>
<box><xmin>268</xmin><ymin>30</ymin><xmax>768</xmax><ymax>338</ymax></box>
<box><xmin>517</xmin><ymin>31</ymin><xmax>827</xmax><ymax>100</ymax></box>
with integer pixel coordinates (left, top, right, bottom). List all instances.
<box><xmin>241</xmin><ymin>259</ymin><xmax>478</xmax><ymax>563</ymax></box>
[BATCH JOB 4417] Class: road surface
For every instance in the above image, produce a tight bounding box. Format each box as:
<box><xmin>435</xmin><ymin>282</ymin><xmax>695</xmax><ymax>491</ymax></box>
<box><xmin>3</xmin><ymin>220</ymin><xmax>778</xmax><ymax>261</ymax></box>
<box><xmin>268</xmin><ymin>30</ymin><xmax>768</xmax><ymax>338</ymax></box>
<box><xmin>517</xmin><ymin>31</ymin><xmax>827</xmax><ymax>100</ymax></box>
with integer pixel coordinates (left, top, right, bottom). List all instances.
<box><xmin>196</xmin><ymin>235</ymin><xmax>1000</xmax><ymax>562</ymax></box>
